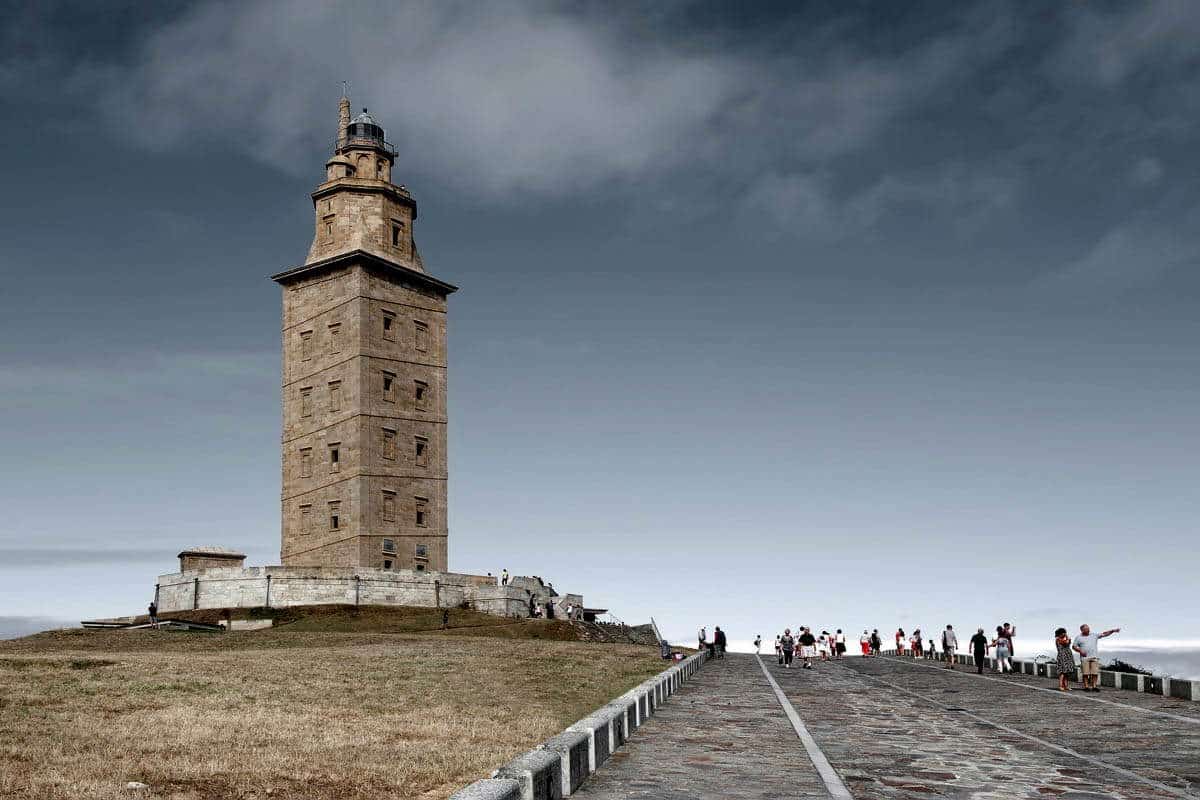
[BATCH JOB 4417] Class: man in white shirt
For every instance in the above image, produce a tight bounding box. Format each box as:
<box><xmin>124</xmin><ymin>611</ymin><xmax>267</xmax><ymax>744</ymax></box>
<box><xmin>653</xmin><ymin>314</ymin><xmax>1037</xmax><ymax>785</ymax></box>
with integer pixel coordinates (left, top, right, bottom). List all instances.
<box><xmin>1073</xmin><ymin>623</ymin><xmax>1120</xmax><ymax>692</ymax></box>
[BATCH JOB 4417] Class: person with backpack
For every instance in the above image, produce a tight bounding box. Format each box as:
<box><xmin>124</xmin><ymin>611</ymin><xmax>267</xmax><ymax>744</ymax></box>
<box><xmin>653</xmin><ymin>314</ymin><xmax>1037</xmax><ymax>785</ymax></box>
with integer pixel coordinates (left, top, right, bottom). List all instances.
<box><xmin>779</xmin><ymin>629</ymin><xmax>796</xmax><ymax>668</ymax></box>
<box><xmin>859</xmin><ymin>630</ymin><xmax>871</xmax><ymax>656</ymax></box>
<box><xmin>942</xmin><ymin>625</ymin><xmax>959</xmax><ymax>669</ymax></box>
<box><xmin>834</xmin><ymin>629</ymin><xmax>847</xmax><ymax>659</ymax></box>
<box><xmin>870</xmin><ymin>629</ymin><xmax>882</xmax><ymax>656</ymax></box>
<box><xmin>714</xmin><ymin>626</ymin><xmax>727</xmax><ymax>659</ymax></box>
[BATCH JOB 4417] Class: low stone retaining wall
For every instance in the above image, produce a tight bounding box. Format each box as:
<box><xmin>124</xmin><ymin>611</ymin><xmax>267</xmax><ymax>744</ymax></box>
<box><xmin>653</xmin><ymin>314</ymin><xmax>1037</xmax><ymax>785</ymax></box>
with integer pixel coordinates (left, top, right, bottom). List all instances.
<box><xmin>450</xmin><ymin>650</ymin><xmax>708</xmax><ymax>800</ymax></box>
<box><xmin>154</xmin><ymin>566</ymin><xmax>529</xmax><ymax>616</ymax></box>
<box><xmin>883</xmin><ymin>650</ymin><xmax>1200</xmax><ymax>701</ymax></box>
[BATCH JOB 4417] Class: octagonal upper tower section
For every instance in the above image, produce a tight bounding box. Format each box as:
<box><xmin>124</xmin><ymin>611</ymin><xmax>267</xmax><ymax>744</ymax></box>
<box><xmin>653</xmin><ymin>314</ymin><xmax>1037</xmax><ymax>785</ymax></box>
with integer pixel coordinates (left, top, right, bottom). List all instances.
<box><xmin>307</xmin><ymin>97</ymin><xmax>422</xmax><ymax>271</ymax></box>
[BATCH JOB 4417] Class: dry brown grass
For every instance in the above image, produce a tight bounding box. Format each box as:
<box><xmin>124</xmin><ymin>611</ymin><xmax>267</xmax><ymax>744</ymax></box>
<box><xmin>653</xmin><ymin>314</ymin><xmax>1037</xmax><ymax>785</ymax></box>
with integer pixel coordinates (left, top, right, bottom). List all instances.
<box><xmin>0</xmin><ymin>610</ymin><xmax>664</xmax><ymax>800</ymax></box>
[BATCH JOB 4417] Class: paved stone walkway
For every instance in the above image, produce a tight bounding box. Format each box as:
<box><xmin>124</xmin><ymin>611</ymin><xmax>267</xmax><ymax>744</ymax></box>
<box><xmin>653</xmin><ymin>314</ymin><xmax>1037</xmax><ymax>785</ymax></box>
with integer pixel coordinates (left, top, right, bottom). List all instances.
<box><xmin>572</xmin><ymin>654</ymin><xmax>1200</xmax><ymax>799</ymax></box>
<box><xmin>572</xmin><ymin>653</ymin><xmax>831</xmax><ymax>798</ymax></box>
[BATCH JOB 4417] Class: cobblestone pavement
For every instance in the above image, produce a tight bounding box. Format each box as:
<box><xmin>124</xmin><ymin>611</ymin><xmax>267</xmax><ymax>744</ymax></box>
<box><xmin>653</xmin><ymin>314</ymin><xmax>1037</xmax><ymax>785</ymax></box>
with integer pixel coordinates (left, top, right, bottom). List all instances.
<box><xmin>570</xmin><ymin>655</ymin><xmax>1200</xmax><ymax>799</ymax></box>
<box><xmin>775</xmin><ymin>655</ymin><xmax>1200</xmax><ymax>800</ymax></box>
<box><xmin>572</xmin><ymin>654</ymin><xmax>831</xmax><ymax>798</ymax></box>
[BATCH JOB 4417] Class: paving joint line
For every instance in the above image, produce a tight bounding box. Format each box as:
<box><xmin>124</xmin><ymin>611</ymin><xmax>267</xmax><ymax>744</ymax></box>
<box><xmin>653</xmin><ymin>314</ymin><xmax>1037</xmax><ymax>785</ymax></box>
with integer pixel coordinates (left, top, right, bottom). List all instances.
<box><xmin>845</xmin><ymin>663</ymin><xmax>1200</xmax><ymax>800</ymax></box>
<box><xmin>755</xmin><ymin>654</ymin><xmax>854</xmax><ymax>800</ymax></box>
<box><xmin>878</xmin><ymin>655</ymin><xmax>1200</xmax><ymax>726</ymax></box>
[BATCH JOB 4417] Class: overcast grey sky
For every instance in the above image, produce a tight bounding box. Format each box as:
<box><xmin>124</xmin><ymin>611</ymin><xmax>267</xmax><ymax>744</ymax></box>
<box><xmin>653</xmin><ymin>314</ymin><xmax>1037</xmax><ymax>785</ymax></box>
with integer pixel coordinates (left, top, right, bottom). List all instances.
<box><xmin>2</xmin><ymin>1</ymin><xmax>1198</xmax><ymax>647</ymax></box>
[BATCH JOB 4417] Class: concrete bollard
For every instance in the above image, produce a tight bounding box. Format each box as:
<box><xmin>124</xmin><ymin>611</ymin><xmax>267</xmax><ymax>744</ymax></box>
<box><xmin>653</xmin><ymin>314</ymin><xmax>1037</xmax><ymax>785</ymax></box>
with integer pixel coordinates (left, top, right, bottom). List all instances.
<box><xmin>450</xmin><ymin>779</ymin><xmax>523</xmax><ymax>800</ymax></box>
<box><xmin>567</xmin><ymin>715</ymin><xmax>611</xmax><ymax>773</ymax></box>
<box><xmin>495</xmin><ymin>749</ymin><xmax>563</xmax><ymax>800</ymax></box>
<box><xmin>542</xmin><ymin>730</ymin><xmax>589</xmax><ymax>797</ymax></box>
<box><xmin>1170</xmin><ymin>678</ymin><xmax>1199</xmax><ymax>701</ymax></box>
<box><xmin>605</xmin><ymin>703</ymin><xmax>628</xmax><ymax>749</ymax></box>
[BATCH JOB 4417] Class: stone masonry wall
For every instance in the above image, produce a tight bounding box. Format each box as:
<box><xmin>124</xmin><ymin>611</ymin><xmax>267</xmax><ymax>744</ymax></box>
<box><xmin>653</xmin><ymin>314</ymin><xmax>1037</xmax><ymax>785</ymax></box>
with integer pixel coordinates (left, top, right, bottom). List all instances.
<box><xmin>154</xmin><ymin>566</ymin><xmax>529</xmax><ymax>616</ymax></box>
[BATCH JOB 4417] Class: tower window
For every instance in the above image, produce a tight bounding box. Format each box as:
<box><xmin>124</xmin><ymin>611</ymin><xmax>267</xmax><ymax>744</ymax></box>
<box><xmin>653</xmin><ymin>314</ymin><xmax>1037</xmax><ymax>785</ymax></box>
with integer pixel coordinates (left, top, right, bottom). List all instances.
<box><xmin>322</xmin><ymin>215</ymin><xmax>335</xmax><ymax>238</ymax></box>
<box><xmin>382</xmin><ymin>311</ymin><xmax>396</xmax><ymax>341</ymax></box>
<box><xmin>299</xmin><ymin>504</ymin><xmax>312</xmax><ymax>534</ymax></box>
<box><xmin>382</xmin><ymin>538</ymin><xmax>395</xmax><ymax>553</ymax></box>
<box><xmin>299</xmin><ymin>447</ymin><xmax>313</xmax><ymax>478</ymax></box>
<box><xmin>414</xmin><ymin>380</ymin><xmax>428</xmax><ymax>409</ymax></box>
<box><xmin>327</xmin><ymin>322</ymin><xmax>341</xmax><ymax>354</ymax></box>
<box><xmin>382</xmin><ymin>490</ymin><xmax>396</xmax><ymax>522</ymax></box>
<box><xmin>328</xmin><ymin>442</ymin><xmax>340</xmax><ymax>472</ymax></box>
<box><xmin>414</xmin><ymin>321</ymin><xmax>429</xmax><ymax>352</ymax></box>
<box><xmin>300</xmin><ymin>330</ymin><xmax>313</xmax><ymax>360</ymax></box>
<box><xmin>391</xmin><ymin>223</ymin><xmax>403</xmax><ymax>247</ymax></box>
<box><xmin>415</xmin><ymin>564</ymin><xmax>425</xmax><ymax>572</ymax></box>
<box><xmin>416</xmin><ymin>544</ymin><xmax>428</xmax><ymax>558</ymax></box>
<box><xmin>382</xmin><ymin>428</ymin><xmax>397</xmax><ymax>460</ymax></box>
<box><xmin>300</xmin><ymin>387</ymin><xmax>313</xmax><ymax>417</ymax></box>
<box><xmin>414</xmin><ymin>436</ymin><xmax>428</xmax><ymax>467</ymax></box>
<box><xmin>415</xmin><ymin>496</ymin><xmax>429</xmax><ymax>528</ymax></box>
<box><xmin>329</xmin><ymin>501</ymin><xmax>341</xmax><ymax>531</ymax></box>
<box><xmin>383</xmin><ymin>559</ymin><xmax>393</xmax><ymax>570</ymax></box>
<box><xmin>382</xmin><ymin>371</ymin><xmax>396</xmax><ymax>402</ymax></box>
<box><xmin>328</xmin><ymin>380</ymin><xmax>342</xmax><ymax>412</ymax></box>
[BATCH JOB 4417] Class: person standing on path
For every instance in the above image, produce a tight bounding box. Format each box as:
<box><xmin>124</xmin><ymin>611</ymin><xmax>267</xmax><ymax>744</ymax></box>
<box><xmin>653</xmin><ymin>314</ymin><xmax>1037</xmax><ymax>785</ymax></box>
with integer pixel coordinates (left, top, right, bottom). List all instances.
<box><xmin>970</xmin><ymin>628</ymin><xmax>989</xmax><ymax>674</ymax></box>
<box><xmin>870</xmin><ymin>629</ymin><xmax>882</xmax><ymax>657</ymax></box>
<box><xmin>993</xmin><ymin>625</ymin><xmax>1013</xmax><ymax>673</ymax></box>
<box><xmin>859</xmin><ymin>630</ymin><xmax>871</xmax><ymax>656</ymax></box>
<box><xmin>895</xmin><ymin>627</ymin><xmax>906</xmax><ymax>656</ymax></box>
<box><xmin>835</xmin><ymin>629</ymin><xmax>847</xmax><ymax>659</ymax></box>
<box><xmin>1073</xmin><ymin>623</ymin><xmax>1120</xmax><ymax>692</ymax></box>
<box><xmin>714</xmin><ymin>626</ymin><xmax>727</xmax><ymax>659</ymax></box>
<box><xmin>147</xmin><ymin>602</ymin><xmax>159</xmax><ymax>629</ymax></box>
<box><xmin>798</xmin><ymin>627</ymin><xmax>818</xmax><ymax>669</ymax></box>
<box><xmin>1055</xmin><ymin>627</ymin><xmax>1076</xmax><ymax>691</ymax></box>
<box><xmin>776</xmin><ymin>635</ymin><xmax>784</xmax><ymax>664</ymax></box>
<box><xmin>912</xmin><ymin>629</ymin><xmax>923</xmax><ymax>658</ymax></box>
<box><xmin>942</xmin><ymin>625</ymin><xmax>958</xmax><ymax>669</ymax></box>
<box><xmin>780</xmin><ymin>629</ymin><xmax>796</xmax><ymax>668</ymax></box>
<box><xmin>754</xmin><ymin>634</ymin><xmax>762</xmax><ymax>654</ymax></box>
<box><xmin>926</xmin><ymin>637</ymin><xmax>936</xmax><ymax>660</ymax></box>
<box><xmin>500</xmin><ymin>569</ymin><xmax>509</xmax><ymax>586</ymax></box>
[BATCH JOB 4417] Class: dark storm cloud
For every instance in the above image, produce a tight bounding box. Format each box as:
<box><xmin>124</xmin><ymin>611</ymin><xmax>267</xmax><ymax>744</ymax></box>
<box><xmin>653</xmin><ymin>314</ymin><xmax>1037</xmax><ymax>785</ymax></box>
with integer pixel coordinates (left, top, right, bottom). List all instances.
<box><xmin>3</xmin><ymin>0</ymin><xmax>1195</xmax><ymax>295</ymax></box>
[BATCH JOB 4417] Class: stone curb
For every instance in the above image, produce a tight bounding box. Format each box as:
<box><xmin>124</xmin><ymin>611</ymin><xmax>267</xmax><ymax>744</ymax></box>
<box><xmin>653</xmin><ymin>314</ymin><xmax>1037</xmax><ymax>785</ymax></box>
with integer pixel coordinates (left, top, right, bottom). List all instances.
<box><xmin>450</xmin><ymin>651</ymin><xmax>708</xmax><ymax>800</ymax></box>
<box><xmin>882</xmin><ymin>650</ymin><xmax>1200</xmax><ymax>701</ymax></box>
<box><xmin>449</xmin><ymin>779</ymin><xmax>522</xmax><ymax>800</ymax></box>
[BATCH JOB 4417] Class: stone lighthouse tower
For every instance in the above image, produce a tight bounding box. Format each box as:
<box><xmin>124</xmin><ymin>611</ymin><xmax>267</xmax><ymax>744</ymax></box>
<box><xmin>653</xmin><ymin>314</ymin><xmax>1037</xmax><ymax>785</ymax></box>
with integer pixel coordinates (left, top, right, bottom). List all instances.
<box><xmin>271</xmin><ymin>96</ymin><xmax>456</xmax><ymax>572</ymax></box>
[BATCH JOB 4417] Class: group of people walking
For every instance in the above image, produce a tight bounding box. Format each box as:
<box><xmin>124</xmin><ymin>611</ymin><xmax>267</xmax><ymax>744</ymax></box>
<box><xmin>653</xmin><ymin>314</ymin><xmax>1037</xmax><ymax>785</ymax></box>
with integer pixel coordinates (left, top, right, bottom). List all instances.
<box><xmin>766</xmin><ymin>628</ymin><xmax>847</xmax><ymax>668</ymax></box>
<box><xmin>903</xmin><ymin>621</ymin><xmax>1122</xmax><ymax>692</ymax></box>
<box><xmin>698</xmin><ymin>626</ymin><xmax>727</xmax><ymax>659</ymax></box>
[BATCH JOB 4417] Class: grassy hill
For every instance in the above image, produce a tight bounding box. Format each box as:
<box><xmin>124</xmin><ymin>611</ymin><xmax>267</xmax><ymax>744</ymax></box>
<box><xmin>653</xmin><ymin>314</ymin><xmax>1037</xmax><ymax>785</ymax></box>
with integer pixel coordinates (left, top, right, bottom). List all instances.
<box><xmin>0</xmin><ymin>605</ymin><xmax>664</xmax><ymax>800</ymax></box>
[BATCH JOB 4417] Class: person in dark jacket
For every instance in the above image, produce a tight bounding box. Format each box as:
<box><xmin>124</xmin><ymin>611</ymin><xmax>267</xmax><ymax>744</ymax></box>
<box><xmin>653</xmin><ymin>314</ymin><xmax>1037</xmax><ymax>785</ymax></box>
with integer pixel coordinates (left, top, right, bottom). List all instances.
<box><xmin>970</xmin><ymin>628</ymin><xmax>990</xmax><ymax>674</ymax></box>
<box><xmin>713</xmin><ymin>626</ymin><xmax>727</xmax><ymax>659</ymax></box>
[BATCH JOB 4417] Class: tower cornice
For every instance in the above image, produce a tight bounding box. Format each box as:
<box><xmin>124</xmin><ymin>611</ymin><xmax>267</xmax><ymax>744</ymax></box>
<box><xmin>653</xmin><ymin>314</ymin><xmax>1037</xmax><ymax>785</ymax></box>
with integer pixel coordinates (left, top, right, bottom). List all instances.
<box><xmin>311</xmin><ymin>179</ymin><xmax>417</xmax><ymax>218</ymax></box>
<box><xmin>271</xmin><ymin>249</ymin><xmax>458</xmax><ymax>295</ymax></box>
